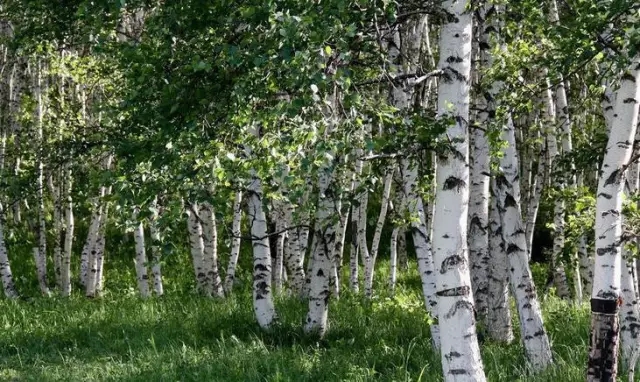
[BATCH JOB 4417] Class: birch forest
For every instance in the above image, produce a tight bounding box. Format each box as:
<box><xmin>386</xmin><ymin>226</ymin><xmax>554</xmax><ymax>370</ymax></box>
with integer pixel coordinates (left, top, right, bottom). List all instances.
<box><xmin>1</xmin><ymin>0</ymin><xmax>640</xmax><ymax>381</ymax></box>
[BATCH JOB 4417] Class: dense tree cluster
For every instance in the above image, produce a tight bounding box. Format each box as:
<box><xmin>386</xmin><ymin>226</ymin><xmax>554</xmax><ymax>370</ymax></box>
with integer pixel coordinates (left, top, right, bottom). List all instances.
<box><xmin>1</xmin><ymin>0</ymin><xmax>640</xmax><ymax>380</ymax></box>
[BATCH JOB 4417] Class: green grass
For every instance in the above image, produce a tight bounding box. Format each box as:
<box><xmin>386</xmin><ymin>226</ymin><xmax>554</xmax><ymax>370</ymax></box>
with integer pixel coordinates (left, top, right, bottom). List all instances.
<box><xmin>0</xmin><ymin>249</ymin><xmax>594</xmax><ymax>381</ymax></box>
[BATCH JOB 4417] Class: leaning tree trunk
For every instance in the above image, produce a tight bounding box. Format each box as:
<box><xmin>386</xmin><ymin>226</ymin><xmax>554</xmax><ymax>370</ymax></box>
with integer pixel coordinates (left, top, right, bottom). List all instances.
<box><xmin>364</xmin><ymin>166</ymin><xmax>394</xmax><ymax>298</ymax></box>
<box><xmin>495</xmin><ymin>115</ymin><xmax>553</xmax><ymax>369</ymax></box>
<box><xmin>431</xmin><ymin>1</ymin><xmax>485</xmax><ymax>379</ymax></box>
<box><xmin>587</xmin><ymin>55</ymin><xmax>640</xmax><ymax>382</ymax></box>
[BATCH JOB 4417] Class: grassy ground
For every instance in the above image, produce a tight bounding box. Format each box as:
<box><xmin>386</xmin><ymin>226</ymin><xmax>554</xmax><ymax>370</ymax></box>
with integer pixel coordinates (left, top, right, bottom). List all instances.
<box><xmin>0</xmin><ymin>254</ymin><xmax>594</xmax><ymax>382</ymax></box>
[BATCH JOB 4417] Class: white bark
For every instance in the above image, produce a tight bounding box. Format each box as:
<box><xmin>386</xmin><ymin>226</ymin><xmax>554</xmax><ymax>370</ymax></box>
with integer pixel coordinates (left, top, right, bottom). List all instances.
<box><xmin>524</xmin><ymin>130</ymin><xmax>547</xmax><ymax>255</ymax></box>
<box><xmin>469</xmin><ymin>4</ymin><xmax>495</xmax><ymax>319</ymax></box>
<box><xmin>305</xmin><ymin>95</ymin><xmax>340</xmax><ymax>336</ymax></box>
<box><xmin>0</xmin><ymin>213</ymin><xmax>18</xmax><ymax>298</ymax></box>
<box><xmin>432</xmin><ymin>1</ymin><xmax>485</xmax><ymax>378</ymax></box>
<box><xmin>200</xmin><ymin>201</ymin><xmax>224</xmax><ymax>298</ymax></box>
<box><xmin>224</xmin><ymin>191</ymin><xmax>243</xmax><ymax>293</ymax></box>
<box><xmin>544</xmin><ymin>78</ymin><xmax>571</xmax><ymax>300</ymax></box>
<box><xmin>304</xmin><ymin>164</ymin><xmax>337</xmax><ymax>336</ymax></box>
<box><xmin>588</xmin><ymin>56</ymin><xmax>640</xmax><ymax>380</ymax></box>
<box><xmin>284</xmin><ymin>198</ymin><xmax>306</xmax><ymax>297</ymax></box>
<box><xmin>577</xmin><ymin>174</ymin><xmax>593</xmax><ymax>301</ymax></box>
<box><xmin>149</xmin><ymin>197</ymin><xmax>163</xmax><ymax>296</ymax></box>
<box><xmin>618</xmin><ymin>114</ymin><xmax>640</xmax><ymax>368</ymax></box>
<box><xmin>35</xmin><ymin>59</ymin><xmax>49</xmax><ymax>296</ymax></box>
<box><xmin>487</xmin><ymin>189</ymin><xmax>513</xmax><ymax>343</ymax></box>
<box><xmin>247</xmin><ymin>172</ymin><xmax>277</xmax><ymax>328</ymax></box>
<box><xmin>132</xmin><ymin>208</ymin><xmax>151</xmax><ymax>298</ymax></box>
<box><xmin>402</xmin><ymin>159</ymin><xmax>440</xmax><ymax>348</ymax></box>
<box><xmin>349</xmin><ymin>154</ymin><xmax>364</xmax><ymax>292</ymax></box>
<box><xmin>94</xmin><ymin>200</ymin><xmax>110</xmax><ymax>293</ymax></box>
<box><xmin>495</xmin><ymin>115</ymin><xmax>553</xmax><ymax>369</ymax></box>
<box><xmin>389</xmin><ymin>226</ymin><xmax>399</xmax><ymax>294</ymax></box>
<box><xmin>84</xmin><ymin>155</ymin><xmax>112</xmax><ymax>297</ymax></box>
<box><xmin>61</xmin><ymin>165</ymin><xmax>73</xmax><ymax>297</ymax></box>
<box><xmin>82</xmin><ymin>200</ymin><xmax>101</xmax><ymax>291</ymax></box>
<box><xmin>186</xmin><ymin>203</ymin><xmax>207</xmax><ymax>294</ymax></box>
<box><xmin>364</xmin><ymin>166</ymin><xmax>394</xmax><ymax>298</ymax></box>
<box><xmin>33</xmin><ymin>247</ymin><xmax>49</xmax><ymax>296</ymax></box>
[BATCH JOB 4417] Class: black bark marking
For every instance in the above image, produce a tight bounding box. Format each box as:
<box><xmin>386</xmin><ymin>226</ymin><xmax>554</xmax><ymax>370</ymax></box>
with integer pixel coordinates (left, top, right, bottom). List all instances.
<box><xmin>440</xmin><ymin>254</ymin><xmax>465</xmax><ymax>273</ymax></box>
<box><xmin>443</xmin><ymin>176</ymin><xmax>466</xmax><ymax>192</ymax></box>
<box><xmin>436</xmin><ymin>285</ymin><xmax>471</xmax><ymax>297</ymax></box>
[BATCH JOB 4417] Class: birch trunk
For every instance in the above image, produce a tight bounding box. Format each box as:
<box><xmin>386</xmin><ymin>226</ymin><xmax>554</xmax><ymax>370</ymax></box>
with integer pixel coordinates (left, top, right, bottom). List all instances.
<box><xmin>35</xmin><ymin>59</ymin><xmax>49</xmax><ymax>296</ymax></box>
<box><xmin>94</xmin><ymin>200</ymin><xmax>110</xmax><ymax>294</ymax></box>
<box><xmin>524</xmin><ymin>129</ymin><xmax>547</xmax><ymax>255</ymax></box>
<box><xmin>577</xmin><ymin>174</ymin><xmax>593</xmax><ymax>300</ymax></box>
<box><xmin>247</xmin><ymin>171</ymin><xmax>277</xmax><ymax>328</ymax></box>
<box><xmin>495</xmin><ymin>115</ymin><xmax>553</xmax><ymax>369</ymax></box>
<box><xmin>364</xmin><ymin>166</ymin><xmax>394</xmax><ymax>297</ymax></box>
<box><xmin>149</xmin><ymin>197</ymin><xmax>163</xmax><ymax>296</ymax></box>
<box><xmin>60</xmin><ymin>164</ymin><xmax>73</xmax><ymax>297</ymax></box>
<box><xmin>82</xmin><ymin>201</ymin><xmax>101</xmax><ymax>291</ymax></box>
<box><xmin>0</xmin><ymin>214</ymin><xmax>17</xmax><ymax>298</ymax></box>
<box><xmin>544</xmin><ymin>80</ymin><xmax>571</xmax><ymax>300</ymax></box>
<box><xmin>284</xmin><ymin>199</ymin><xmax>306</xmax><ymax>297</ymax></box>
<box><xmin>224</xmin><ymin>191</ymin><xmax>243</xmax><ymax>293</ymax></box>
<box><xmin>587</xmin><ymin>56</ymin><xmax>640</xmax><ymax>382</ymax></box>
<box><xmin>200</xmin><ymin>201</ymin><xmax>224</xmax><ymax>297</ymax></box>
<box><xmin>349</xmin><ymin>154</ymin><xmax>364</xmax><ymax>292</ymax></box>
<box><xmin>132</xmin><ymin>208</ymin><xmax>151</xmax><ymax>298</ymax></box>
<box><xmin>304</xmin><ymin>166</ymin><xmax>337</xmax><ymax>336</ymax></box>
<box><xmin>186</xmin><ymin>203</ymin><xmax>207</xmax><ymax>294</ymax></box>
<box><xmin>402</xmin><ymin>159</ymin><xmax>440</xmax><ymax>348</ymax></box>
<box><xmin>619</xmin><ymin>108</ymin><xmax>640</xmax><ymax>368</ymax></box>
<box><xmin>432</xmin><ymin>1</ymin><xmax>485</xmax><ymax>378</ymax></box>
<box><xmin>486</xmin><ymin>189</ymin><xmax>513</xmax><ymax>343</ymax></box>
<box><xmin>468</xmin><ymin>4</ymin><xmax>494</xmax><ymax>321</ymax></box>
<box><xmin>304</xmin><ymin>91</ymin><xmax>342</xmax><ymax>335</ymax></box>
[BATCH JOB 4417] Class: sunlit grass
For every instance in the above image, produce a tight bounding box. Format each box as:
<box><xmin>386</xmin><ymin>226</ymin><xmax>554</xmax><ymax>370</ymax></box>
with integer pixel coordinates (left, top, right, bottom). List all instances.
<box><xmin>0</xmin><ymin>248</ymin><xmax>592</xmax><ymax>381</ymax></box>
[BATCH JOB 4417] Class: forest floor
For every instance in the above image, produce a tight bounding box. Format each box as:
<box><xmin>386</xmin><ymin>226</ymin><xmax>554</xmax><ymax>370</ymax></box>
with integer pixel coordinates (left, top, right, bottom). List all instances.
<box><xmin>0</xmin><ymin>256</ymin><xmax>592</xmax><ymax>381</ymax></box>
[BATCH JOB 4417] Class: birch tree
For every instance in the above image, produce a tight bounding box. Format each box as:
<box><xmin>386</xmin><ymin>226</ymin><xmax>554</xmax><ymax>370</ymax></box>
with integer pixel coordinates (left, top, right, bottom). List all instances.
<box><xmin>431</xmin><ymin>1</ymin><xmax>485</xmax><ymax>379</ymax></box>
<box><xmin>587</xmin><ymin>55</ymin><xmax>640</xmax><ymax>381</ymax></box>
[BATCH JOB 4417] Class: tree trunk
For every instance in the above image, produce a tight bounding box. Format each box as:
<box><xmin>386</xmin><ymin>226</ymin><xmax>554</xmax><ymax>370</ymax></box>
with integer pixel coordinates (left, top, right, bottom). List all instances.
<box><xmin>495</xmin><ymin>116</ymin><xmax>553</xmax><ymax>369</ymax></box>
<box><xmin>186</xmin><ymin>202</ymin><xmax>207</xmax><ymax>294</ymax></box>
<box><xmin>468</xmin><ymin>3</ymin><xmax>493</xmax><ymax>323</ymax></box>
<box><xmin>200</xmin><ymin>201</ymin><xmax>224</xmax><ymax>297</ymax></box>
<box><xmin>432</xmin><ymin>1</ymin><xmax>485</xmax><ymax>378</ymax></box>
<box><xmin>132</xmin><ymin>208</ymin><xmax>150</xmax><ymax>298</ymax></box>
<box><xmin>0</xmin><ymin>215</ymin><xmax>18</xmax><ymax>298</ymax></box>
<box><xmin>61</xmin><ymin>164</ymin><xmax>73</xmax><ymax>297</ymax></box>
<box><xmin>149</xmin><ymin>197</ymin><xmax>163</xmax><ymax>296</ymax></box>
<box><xmin>486</xmin><ymin>188</ymin><xmax>513</xmax><ymax>343</ymax></box>
<box><xmin>35</xmin><ymin>59</ymin><xmax>49</xmax><ymax>296</ymax></box>
<box><xmin>364</xmin><ymin>166</ymin><xmax>394</xmax><ymax>297</ymax></box>
<box><xmin>247</xmin><ymin>171</ymin><xmax>277</xmax><ymax>329</ymax></box>
<box><xmin>224</xmin><ymin>191</ymin><xmax>243</xmax><ymax>293</ymax></box>
<box><xmin>587</xmin><ymin>55</ymin><xmax>640</xmax><ymax>382</ymax></box>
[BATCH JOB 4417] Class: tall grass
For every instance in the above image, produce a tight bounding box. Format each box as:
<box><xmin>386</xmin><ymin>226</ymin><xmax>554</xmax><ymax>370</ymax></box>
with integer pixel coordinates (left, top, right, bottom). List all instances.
<box><xmin>0</xmin><ymin>244</ymin><xmax>593</xmax><ymax>381</ymax></box>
